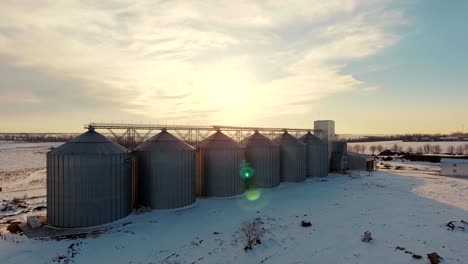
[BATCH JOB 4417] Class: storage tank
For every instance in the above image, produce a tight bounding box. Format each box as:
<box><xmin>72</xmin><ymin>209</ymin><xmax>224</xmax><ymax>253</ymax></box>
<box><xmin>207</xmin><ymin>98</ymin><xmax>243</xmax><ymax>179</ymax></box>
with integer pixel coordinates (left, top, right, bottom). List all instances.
<box><xmin>197</xmin><ymin>131</ymin><xmax>245</xmax><ymax>197</ymax></box>
<box><xmin>136</xmin><ymin>129</ymin><xmax>195</xmax><ymax>209</ymax></box>
<box><xmin>300</xmin><ymin>131</ymin><xmax>329</xmax><ymax>177</ymax></box>
<box><xmin>331</xmin><ymin>141</ymin><xmax>348</xmax><ymax>172</ymax></box>
<box><xmin>242</xmin><ymin>131</ymin><xmax>280</xmax><ymax>188</ymax></box>
<box><xmin>47</xmin><ymin>128</ymin><xmax>132</xmax><ymax>228</ymax></box>
<box><xmin>274</xmin><ymin>132</ymin><xmax>307</xmax><ymax>182</ymax></box>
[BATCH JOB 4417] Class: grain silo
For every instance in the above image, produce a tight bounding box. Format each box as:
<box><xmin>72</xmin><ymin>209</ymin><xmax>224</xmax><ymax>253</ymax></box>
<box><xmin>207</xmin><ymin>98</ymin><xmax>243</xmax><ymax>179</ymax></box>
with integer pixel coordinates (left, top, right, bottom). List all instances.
<box><xmin>300</xmin><ymin>132</ymin><xmax>329</xmax><ymax>177</ymax></box>
<box><xmin>46</xmin><ymin>128</ymin><xmax>132</xmax><ymax>228</ymax></box>
<box><xmin>242</xmin><ymin>131</ymin><xmax>280</xmax><ymax>188</ymax></box>
<box><xmin>136</xmin><ymin>129</ymin><xmax>195</xmax><ymax>209</ymax></box>
<box><xmin>197</xmin><ymin>131</ymin><xmax>245</xmax><ymax>197</ymax></box>
<box><xmin>331</xmin><ymin>141</ymin><xmax>348</xmax><ymax>172</ymax></box>
<box><xmin>274</xmin><ymin>132</ymin><xmax>307</xmax><ymax>182</ymax></box>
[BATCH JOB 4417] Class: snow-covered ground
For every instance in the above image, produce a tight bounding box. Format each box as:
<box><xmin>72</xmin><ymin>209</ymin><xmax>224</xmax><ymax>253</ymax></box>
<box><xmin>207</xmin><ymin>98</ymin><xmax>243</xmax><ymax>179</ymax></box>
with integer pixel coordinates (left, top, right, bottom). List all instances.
<box><xmin>1</xmin><ymin>142</ymin><xmax>468</xmax><ymax>264</ymax></box>
<box><xmin>349</xmin><ymin>140</ymin><xmax>468</xmax><ymax>155</ymax></box>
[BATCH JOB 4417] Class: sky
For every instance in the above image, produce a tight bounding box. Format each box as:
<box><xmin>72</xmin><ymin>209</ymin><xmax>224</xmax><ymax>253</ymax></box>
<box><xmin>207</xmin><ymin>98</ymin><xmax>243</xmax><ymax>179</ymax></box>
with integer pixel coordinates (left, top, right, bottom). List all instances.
<box><xmin>1</xmin><ymin>0</ymin><xmax>467</xmax><ymax>134</ymax></box>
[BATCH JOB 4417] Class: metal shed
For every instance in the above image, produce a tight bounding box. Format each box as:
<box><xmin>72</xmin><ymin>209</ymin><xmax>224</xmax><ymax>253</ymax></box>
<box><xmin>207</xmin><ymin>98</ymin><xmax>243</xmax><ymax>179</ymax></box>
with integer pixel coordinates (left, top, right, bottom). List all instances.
<box><xmin>300</xmin><ymin>132</ymin><xmax>329</xmax><ymax>177</ymax></box>
<box><xmin>46</xmin><ymin>128</ymin><xmax>132</xmax><ymax>228</ymax></box>
<box><xmin>347</xmin><ymin>152</ymin><xmax>374</xmax><ymax>171</ymax></box>
<box><xmin>242</xmin><ymin>131</ymin><xmax>280</xmax><ymax>188</ymax></box>
<box><xmin>197</xmin><ymin>131</ymin><xmax>245</xmax><ymax>197</ymax></box>
<box><xmin>136</xmin><ymin>129</ymin><xmax>195</xmax><ymax>209</ymax></box>
<box><xmin>441</xmin><ymin>158</ymin><xmax>468</xmax><ymax>177</ymax></box>
<box><xmin>274</xmin><ymin>132</ymin><xmax>307</xmax><ymax>182</ymax></box>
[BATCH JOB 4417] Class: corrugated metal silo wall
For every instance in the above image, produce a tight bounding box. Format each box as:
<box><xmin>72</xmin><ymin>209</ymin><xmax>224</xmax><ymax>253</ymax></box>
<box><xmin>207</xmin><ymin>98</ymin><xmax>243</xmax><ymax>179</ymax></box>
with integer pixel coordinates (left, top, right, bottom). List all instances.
<box><xmin>331</xmin><ymin>142</ymin><xmax>348</xmax><ymax>171</ymax></box>
<box><xmin>196</xmin><ymin>148</ymin><xmax>204</xmax><ymax>197</ymax></box>
<box><xmin>305</xmin><ymin>144</ymin><xmax>329</xmax><ymax>177</ymax></box>
<box><xmin>137</xmin><ymin>150</ymin><xmax>195</xmax><ymax>209</ymax></box>
<box><xmin>279</xmin><ymin>144</ymin><xmax>307</xmax><ymax>182</ymax></box>
<box><xmin>245</xmin><ymin>145</ymin><xmax>280</xmax><ymax>188</ymax></box>
<box><xmin>197</xmin><ymin>148</ymin><xmax>245</xmax><ymax>197</ymax></box>
<box><xmin>47</xmin><ymin>152</ymin><xmax>132</xmax><ymax>228</ymax></box>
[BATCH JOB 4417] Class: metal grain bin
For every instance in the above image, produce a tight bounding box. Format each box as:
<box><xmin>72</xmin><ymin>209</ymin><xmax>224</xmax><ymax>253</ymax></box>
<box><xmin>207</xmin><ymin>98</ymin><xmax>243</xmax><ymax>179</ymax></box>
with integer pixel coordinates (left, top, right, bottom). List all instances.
<box><xmin>242</xmin><ymin>131</ymin><xmax>280</xmax><ymax>188</ymax></box>
<box><xmin>274</xmin><ymin>132</ymin><xmax>307</xmax><ymax>182</ymax></box>
<box><xmin>197</xmin><ymin>131</ymin><xmax>245</xmax><ymax>197</ymax></box>
<box><xmin>331</xmin><ymin>141</ymin><xmax>348</xmax><ymax>172</ymax></box>
<box><xmin>46</xmin><ymin>128</ymin><xmax>131</xmax><ymax>228</ymax></box>
<box><xmin>300</xmin><ymin>132</ymin><xmax>329</xmax><ymax>177</ymax></box>
<box><xmin>136</xmin><ymin>130</ymin><xmax>195</xmax><ymax>209</ymax></box>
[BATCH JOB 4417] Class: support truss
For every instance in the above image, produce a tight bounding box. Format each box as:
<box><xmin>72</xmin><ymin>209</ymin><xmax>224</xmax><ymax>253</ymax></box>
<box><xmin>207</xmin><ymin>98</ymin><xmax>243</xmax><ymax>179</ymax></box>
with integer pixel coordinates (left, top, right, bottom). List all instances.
<box><xmin>86</xmin><ymin>122</ymin><xmax>316</xmax><ymax>149</ymax></box>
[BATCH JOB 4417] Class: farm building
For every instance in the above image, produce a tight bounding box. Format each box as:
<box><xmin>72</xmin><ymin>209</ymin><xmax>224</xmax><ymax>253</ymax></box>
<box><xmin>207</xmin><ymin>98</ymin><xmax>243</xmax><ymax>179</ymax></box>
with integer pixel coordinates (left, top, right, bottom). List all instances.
<box><xmin>441</xmin><ymin>158</ymin><xmax>468</xmax><ymax>177</ymax></box>
<box><xmin>347</xmin><ymin>152</ymin><xmax>374</xmax><ymax>171</ymax></box>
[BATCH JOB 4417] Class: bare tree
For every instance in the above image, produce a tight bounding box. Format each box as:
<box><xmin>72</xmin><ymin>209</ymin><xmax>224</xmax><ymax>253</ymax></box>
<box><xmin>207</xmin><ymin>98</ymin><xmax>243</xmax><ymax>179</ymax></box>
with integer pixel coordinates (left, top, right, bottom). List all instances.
<box><xmin>416</xmin><ymin>146</ymin><xmax>423</xmax><ymax>154</ymax></box>
<box><xmin>464</xmin><ymin>144</ymin><xmax>468</xmax><ymax>155</ymax></box>
<box><xmin>239</xmin><ymin>218</ymin><xmax>265</xmax><ymax>251</ymax></box>
<box><xmin>370</xmin><ymin>145</ymin><xmax>377</xmax><ymax>155</ymax></box>
<box><xmin>447</xmin><ymin>145</ymin><xmax>455</xmax><ymax>154</ymax></box>
<box><xmin>406</xmin><ymin>146</ymin><xmax>414</xmax><ymax>153</ymax></box>
<box><xmin>352</xmin><ymin>145</ymin><xmax>362</xmax><ymax>153</ymax></box>
<box><xmin>431</xmin><ymin>145</ymin><xmax>441</xmax><ymax>154</ymax></box>
<box><xmin>376</xmin><ymin>145</ymin><xmax>383</xmax><ymax>153</ymax></box>
<box><xmin>456</xmin><ymin>145</ymin><xmax>464</xmax><ymax>155</ymax></box>
<box><xmin>349</xmin><ymin>145</ymin><xmax>358</xmax><ymax>153</ymax></box>
<box><xmin>361</xmin><ymin>145</ymin><xmax>367</xmax><ymax>154</ymax></box>
<box><xmin>392</xmin><ymin>144</ymin><xmax>399</xmax><ymax>151</ymax></box>
<box><xmin>422</xmin><ymin>144</ymin><xmax>431</xmax><ymax>154</ymax></box>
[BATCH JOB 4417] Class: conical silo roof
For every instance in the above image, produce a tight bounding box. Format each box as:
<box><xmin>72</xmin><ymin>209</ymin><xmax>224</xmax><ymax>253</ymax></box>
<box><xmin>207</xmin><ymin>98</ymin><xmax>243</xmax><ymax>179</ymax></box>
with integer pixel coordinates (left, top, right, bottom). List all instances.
<box><xmin>242</xmin><ymin>131</ymin><xmax>280</xmax><ymax>188</ymax></box>
<box><xmin>300</xmin><ymin>131</ymin><xmax>326</xmax><ymax>145</ymax></box>
<box><xmin>242</xmin><ymin>131</ymin><xmax>278</xmax><ymax>147</ymax></box>
<box><xmin>50</xmin><ymin>129</ymin><xmax>129</xmax><ymax>155</ymax></box>
<box><xmin>199</xmin><ymin>131</ymin><xmax>241</xmax><ymax>149</ymax></box>
<box><xmin>274</xmin><ymin>132</ymin><xmax>304</xmax><ymax>146</ymax></box>
<box><xmin>137</xmin><ymin>130</ymin><xmax>194</xmax><ymax>151</ymax></box>
<box><xmin>274</xmin><ymin>131</ymin><xmax>307</xmax><ymax>182</ymax></box>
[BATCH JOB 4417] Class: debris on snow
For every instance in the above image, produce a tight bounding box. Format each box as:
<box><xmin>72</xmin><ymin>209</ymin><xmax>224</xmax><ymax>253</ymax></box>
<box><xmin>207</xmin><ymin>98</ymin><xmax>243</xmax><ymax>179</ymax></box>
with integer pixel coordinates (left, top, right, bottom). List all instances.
<box><xmin>395</xmin><ymin>246</ymin><xmax>406</xmax><ymax>251</ymax></box>
<box><xmin>301</xmin><ymin>220</ymin><xmax>312</xmax><ymax>227</ymax></box>
<box><xmin>361</xmin><ymin>231</ymin><xmax>372</xmax><ymax>242</ymax></box>
<box><xmin>52</xmin><ymin>242</ymin><xmax>83</xmax><ymax>263</ymax></box>
<box><xmin>446</xmin><ymin>221</ymin><xmax>456</xmax><ymax>230</ymax></box>
<box><xmin>445</xmin><ymin>220</ymin><xmax>466</xmax><ymax>231</ymax></box>
<box><xmin>6</xmin><ymin>221</ymin><xmax>23</xmax><ymax>234</ymax></box>
<box><xmin>427</xmin><ymin>252</ymin><xmax>442</xmax><ymax>264</ymax></box>
<box><xmin>26</xmin><ymin>216</ymin><xmax>41</xmax><ymax>230</ymax></box>
<box><xmin>412</xmin><ymin>254</ymin><xmax>423</xmax><ymax>260</ymax></box>
<box><xmin>32</xmin><ymin>205</ymin><xmax>46</xmax><ymax>211</ymax></box>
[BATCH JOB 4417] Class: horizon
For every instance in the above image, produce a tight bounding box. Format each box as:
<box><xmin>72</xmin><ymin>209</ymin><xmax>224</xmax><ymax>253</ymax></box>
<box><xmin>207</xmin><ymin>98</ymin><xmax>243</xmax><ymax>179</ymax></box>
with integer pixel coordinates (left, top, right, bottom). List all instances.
<box><xmin>1</xmin><ymin>1</ymin><xmax>467</xmax><ymax>134</ymax></box>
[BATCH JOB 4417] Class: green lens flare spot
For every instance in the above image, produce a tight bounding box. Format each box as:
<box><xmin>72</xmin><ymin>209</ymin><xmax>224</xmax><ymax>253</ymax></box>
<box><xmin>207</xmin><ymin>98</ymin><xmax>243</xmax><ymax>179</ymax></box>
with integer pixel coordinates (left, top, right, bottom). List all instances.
<box><xmin>240</xmin><ymin>162</ymin><xmax>254</xmax><ymax>179</ymax></box>
<box><xmin>246</xmin><ymin>189</ymin><xmax>261</xmax><ymax>201</ymax></box>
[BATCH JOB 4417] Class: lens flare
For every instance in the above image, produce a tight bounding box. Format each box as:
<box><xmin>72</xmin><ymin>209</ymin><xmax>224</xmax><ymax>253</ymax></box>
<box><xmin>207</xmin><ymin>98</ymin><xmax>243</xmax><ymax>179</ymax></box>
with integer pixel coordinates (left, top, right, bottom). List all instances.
<box><xmin>246</xmin><ymin>189</ymin><xmax>261</xmax><ymax>201</ymax></box>
<box><xmin>240</xmin><ymin>162</ymin><xmax>254</xmax><ymax>179</ymax></box>
<box><xmin>237</xmin><ymin>188</ymin><xmax>272</xmax><ymax>212</ymax></box>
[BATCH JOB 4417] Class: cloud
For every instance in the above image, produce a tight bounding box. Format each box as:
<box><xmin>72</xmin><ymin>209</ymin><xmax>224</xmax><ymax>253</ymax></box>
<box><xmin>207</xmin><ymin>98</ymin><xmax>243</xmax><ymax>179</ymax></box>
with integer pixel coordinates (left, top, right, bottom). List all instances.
<box><xmin>0</xmin><ymin>91</ymin><xmax>41</xmax><ymax>105</ymax></box>
<box><xmin>0</xmin><ymin>0</ymin><xmax>407</xmax><ymax>124</ymax></box>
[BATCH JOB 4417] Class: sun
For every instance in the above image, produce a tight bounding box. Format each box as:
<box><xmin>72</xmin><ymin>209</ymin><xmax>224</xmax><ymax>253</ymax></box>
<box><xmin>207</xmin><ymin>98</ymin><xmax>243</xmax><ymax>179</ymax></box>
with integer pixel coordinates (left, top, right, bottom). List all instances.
<box><xmin>204</xmin><ymin>73</ymin><xmax>254</xmax><ymax>111</ymax></box>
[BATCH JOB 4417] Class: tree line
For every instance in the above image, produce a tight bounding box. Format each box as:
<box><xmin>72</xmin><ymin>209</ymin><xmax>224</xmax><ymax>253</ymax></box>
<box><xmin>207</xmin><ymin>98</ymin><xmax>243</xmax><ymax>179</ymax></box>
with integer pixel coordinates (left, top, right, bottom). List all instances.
<box><xmin>0</xmin><ymin>134</ymin><xmax>75</xmax><ymax>142</ymax></box>
<box><xmin>349</xmin><ymin>143</ymin><xmax>468</xmax><ymax>155</ymax></box>
<box><xmin>346</xmin><ymin>133</ymin><xmax>468</xmax><ymax>143</ymax></box>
